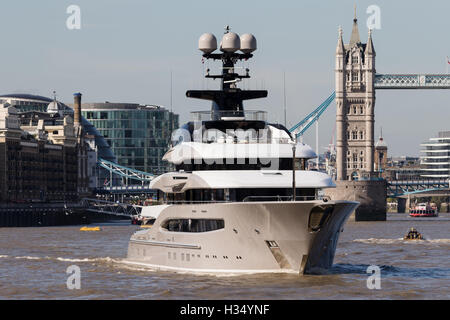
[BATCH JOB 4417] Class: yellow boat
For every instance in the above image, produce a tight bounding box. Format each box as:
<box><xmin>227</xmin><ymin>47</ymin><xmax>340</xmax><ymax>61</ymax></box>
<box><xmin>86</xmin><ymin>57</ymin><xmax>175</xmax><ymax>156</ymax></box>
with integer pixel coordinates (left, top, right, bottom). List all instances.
<box><xmin>140</xmin><ymin>224</ymin><xmax>152</xmax><ymax>229</ymax></box>
<box><xmin>80</xmin><ymin>226</ymin><xmax>102</xmax><ymax>231</ymax></box>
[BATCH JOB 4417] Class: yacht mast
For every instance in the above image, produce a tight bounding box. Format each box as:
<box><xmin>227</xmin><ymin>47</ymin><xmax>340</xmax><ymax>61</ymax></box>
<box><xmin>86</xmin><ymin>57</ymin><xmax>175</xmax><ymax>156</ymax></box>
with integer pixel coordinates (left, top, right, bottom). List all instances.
<box><xmin>187</xmin><ymin>27</ymin><xmax>267</xmax><ymax>119</ymax></box>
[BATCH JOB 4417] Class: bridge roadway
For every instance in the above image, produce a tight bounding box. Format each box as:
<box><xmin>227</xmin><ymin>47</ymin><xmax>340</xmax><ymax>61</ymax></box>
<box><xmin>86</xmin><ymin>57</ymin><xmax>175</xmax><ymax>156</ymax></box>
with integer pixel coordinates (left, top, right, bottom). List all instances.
<box><xmin>374</xmin><ymin>74</ymin><xmax>450</xmax><ymax>89</ymax></box>
<box><xmin>82</xmin><ymin>198</ymin><xmax>142</xmax><ymax>218</ymax></box>
<box><xmin>387</xmin><ymin>178</ymin><xmax>450</xmax><ymax>198</ymax></box>
<box><xmin>94</xmin><ymin>185</ymin><xmax>155</xmax><ymax>195</ymax></box>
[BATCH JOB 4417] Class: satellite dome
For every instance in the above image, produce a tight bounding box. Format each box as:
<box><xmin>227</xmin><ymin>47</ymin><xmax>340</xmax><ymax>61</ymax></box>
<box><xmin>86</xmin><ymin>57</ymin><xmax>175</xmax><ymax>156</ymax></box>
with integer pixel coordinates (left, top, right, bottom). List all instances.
<box><xmin>198</xmin><ymin>33</ymin><xmax>217</xmax><ymax>53</ymax></box>
<box><xmin>47</xmin><ymin>101</ymin><xmax>59</xmax><ymax>113</ymax></box>
<box><xmin>220</xmin><ymin>32</ymin><xmax>240</xmax><ymax>52</ymax></box>
<box><xmin>295</xmin><ymin>143</ymin><xmax>317</xmax><ymax>159</ymax></box>
<box><xmin>240</xmin><ymin>33</ymin><xmax>257</xmax><ymax>53</ymax></box>
<box><xmin>375</xmin><ymin>136</ymin><xmax>387</xmax><ymax>149</ymax></box>
<box><xmin>47</xmin><ymin>101</ymin><xmax>64</xmax><ymax>117</ymax></box>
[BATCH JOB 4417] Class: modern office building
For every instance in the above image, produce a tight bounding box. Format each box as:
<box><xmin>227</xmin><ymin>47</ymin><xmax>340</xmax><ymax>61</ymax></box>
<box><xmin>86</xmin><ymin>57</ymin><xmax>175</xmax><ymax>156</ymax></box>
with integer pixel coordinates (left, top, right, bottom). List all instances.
<box><xmin>81</xmin><ymin>102</ymin><xmax>179</xmax><ymax>175</ymax></box>
<box><xmin>420</xmin><ymin>131</ymin><xmax>450</xmax><ymax>178</ymax></box>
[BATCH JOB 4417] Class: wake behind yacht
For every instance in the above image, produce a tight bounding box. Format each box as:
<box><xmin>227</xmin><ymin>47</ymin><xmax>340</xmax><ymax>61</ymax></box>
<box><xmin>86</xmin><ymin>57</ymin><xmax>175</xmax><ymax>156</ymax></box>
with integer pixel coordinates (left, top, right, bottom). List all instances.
<box><xmin>125</xmin><ymin>28</ymin><xmax>359</xmax><ymax>274</ymax></box>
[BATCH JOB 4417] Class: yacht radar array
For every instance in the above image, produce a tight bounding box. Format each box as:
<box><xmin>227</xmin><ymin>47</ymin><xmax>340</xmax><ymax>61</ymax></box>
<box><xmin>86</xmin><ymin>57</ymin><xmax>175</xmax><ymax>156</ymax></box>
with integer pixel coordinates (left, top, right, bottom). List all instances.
<box><xmin>188</xmin><ymin>27</ymin><xmax>266</xmax><ymax>120</ymax></box>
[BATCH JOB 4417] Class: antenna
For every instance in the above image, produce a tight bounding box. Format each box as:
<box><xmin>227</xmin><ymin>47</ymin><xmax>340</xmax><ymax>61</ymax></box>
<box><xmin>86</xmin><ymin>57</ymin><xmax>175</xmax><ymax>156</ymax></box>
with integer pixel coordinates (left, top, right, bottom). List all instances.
<box><xmin>170</xmin><ymin>70</ymin><xmax>173</xmax><ymax>113</ymax></box>
<box><xmin>283</xmin><ymin>71</ymin><xmax>287</xmax><ymax>127</ymax></box>
<box><xmin>189</xmin><ymin>28</ymin><xmax>266</xmax><ymax>119</ymax></box>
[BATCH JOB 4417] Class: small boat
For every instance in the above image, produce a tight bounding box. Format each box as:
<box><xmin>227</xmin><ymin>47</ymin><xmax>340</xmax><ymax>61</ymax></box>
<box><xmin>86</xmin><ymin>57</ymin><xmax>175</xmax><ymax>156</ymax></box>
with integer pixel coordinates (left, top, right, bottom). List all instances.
<box><xmin>80</xmin><ymin>226</ymin><xmax>101</xmax><ymax>231</ymax></box>
<box><xmin>132</xmin><ymin>212</ymin><xmax>156</xmax><ymax>226</ymax></box>
<box><xmin>131</xmin><ymin>215</ymin><xmax>142</xmax><ymax>225</ymax></box>
<box><xmin>403</xmin><ymin>228</ymin><xmax>424</xmax><ymax>240</ymax></box>
<box><xmin>409</xmin><ymin>203</ymin><xmax>438</xmax><ymax>217</ymax></box>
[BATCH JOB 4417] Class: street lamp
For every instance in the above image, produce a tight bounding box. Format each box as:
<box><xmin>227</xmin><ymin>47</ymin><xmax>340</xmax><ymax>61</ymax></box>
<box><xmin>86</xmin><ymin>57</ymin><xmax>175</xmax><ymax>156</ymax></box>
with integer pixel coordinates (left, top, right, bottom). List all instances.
<box><xmin>292</xmin><ymin>138</ymin><xmax>296</xmax><ymax>201</ymax></box>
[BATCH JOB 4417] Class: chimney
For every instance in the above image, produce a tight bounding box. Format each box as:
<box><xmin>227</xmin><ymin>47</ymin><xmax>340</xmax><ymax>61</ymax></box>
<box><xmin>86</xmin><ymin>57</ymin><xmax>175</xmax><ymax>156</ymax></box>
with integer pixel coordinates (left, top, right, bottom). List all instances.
<box><xmin>73</xmin><ymin>92</ymin><xmax>82</xmax><ymax>125</ymax></box>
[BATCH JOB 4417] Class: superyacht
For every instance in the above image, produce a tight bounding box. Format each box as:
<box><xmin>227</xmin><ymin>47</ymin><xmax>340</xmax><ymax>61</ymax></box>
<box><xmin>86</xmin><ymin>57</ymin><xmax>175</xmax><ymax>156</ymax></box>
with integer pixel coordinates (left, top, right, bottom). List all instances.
<box><xmin>125</xmin><ymin>28</ymin><xmax>359</xmax><ymax>274</ymax></box>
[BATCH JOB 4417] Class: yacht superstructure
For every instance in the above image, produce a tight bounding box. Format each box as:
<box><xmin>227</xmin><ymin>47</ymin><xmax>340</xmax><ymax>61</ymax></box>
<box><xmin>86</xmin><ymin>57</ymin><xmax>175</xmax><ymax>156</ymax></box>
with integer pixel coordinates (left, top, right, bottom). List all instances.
<box><xmin>125</xmin><ymin>28</ymin><xmax>359</xmax><ymax>274</ymax></box>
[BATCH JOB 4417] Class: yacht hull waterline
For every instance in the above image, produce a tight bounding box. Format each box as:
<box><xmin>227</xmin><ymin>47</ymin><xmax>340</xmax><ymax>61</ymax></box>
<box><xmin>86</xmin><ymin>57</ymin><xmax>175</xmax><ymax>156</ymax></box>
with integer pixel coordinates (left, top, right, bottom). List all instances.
<box><xmin>124</xmin><ymin>200</ymin><xmax>359</xmax><ymax>275</ymax></box>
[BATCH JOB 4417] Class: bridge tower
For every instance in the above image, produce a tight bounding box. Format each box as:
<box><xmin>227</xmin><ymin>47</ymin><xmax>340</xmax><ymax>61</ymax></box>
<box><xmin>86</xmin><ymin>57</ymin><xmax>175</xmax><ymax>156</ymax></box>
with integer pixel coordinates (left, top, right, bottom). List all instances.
<box><xmin>335</xmin><ymin>14</ymin><xmax>376</xmax><ymax>180</ymax></box>
<box><xmin>327</xmin><ymin>12</ymin><xmax>387</xmax><ymax>221</ymax></box>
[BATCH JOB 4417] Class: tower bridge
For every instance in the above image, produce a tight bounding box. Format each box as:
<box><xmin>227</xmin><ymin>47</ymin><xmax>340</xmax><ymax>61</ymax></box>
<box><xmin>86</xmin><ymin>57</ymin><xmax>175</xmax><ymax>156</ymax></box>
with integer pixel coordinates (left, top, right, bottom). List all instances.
<box><xmin>374</xmin><ymin>74</ymin><xmax>450</xmax><ymax>89</ymax></box>
<box><xmin>324</xmin><ymin>12</ymin><xmax>450</xmax><ymax>220</ymax></box>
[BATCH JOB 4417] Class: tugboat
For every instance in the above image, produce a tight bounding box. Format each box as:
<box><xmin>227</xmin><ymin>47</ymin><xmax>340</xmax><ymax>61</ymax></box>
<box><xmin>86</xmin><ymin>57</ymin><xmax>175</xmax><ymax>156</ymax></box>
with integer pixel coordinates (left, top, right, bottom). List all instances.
<box><xmin>409</xmin><ymin>203</ymin><xmax>438</xmax><ymax>217</ymax></box>
<box><xmin>124</xmin><ymin>27</ymin><xmax>359</xmax><ymax>275</ymax></box>
<box><xmin>403</xmin><ymin>227</ymin><xmax>424</xmax><ymax>240</ymax></box>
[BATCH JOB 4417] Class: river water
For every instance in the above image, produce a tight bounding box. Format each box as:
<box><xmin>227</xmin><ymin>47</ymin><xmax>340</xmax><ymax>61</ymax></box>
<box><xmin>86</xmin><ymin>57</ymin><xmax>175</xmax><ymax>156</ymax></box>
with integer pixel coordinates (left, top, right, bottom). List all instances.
<box><xmin>0</xmin><ymin>213</ymin><xmax>449</xmax><ymax>300</ymax></box>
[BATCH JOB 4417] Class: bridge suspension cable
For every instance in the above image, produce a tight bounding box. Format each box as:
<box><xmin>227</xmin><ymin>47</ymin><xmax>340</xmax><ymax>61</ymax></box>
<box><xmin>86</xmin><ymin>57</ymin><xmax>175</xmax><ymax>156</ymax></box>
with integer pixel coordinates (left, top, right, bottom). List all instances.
<box><xmin>98</xmin><ymin>158</ymin><xmax>155</xmax><ymax>183</ymax></box>
<box><xmin>289</xmin><ymin>91</ymin><xmax>336</xmax><ymax>138</ymax></box>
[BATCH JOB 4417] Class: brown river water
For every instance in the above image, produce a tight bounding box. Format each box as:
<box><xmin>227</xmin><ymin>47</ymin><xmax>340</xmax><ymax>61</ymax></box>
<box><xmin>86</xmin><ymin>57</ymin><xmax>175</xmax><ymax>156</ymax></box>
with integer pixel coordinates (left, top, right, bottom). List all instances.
<box><xmin>0</xmin><ymin>213</ymin><xmax>449</xmax><ymax>300</ymax></box>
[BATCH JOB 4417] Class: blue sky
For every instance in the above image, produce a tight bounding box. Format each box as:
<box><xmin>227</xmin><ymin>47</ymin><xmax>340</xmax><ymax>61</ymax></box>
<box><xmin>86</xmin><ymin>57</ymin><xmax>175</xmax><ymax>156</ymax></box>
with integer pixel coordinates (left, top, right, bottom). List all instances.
<box><xmin>1</xmin><ymin>0</ymin><xmax>450</xmax><ymax>156</ymax></box>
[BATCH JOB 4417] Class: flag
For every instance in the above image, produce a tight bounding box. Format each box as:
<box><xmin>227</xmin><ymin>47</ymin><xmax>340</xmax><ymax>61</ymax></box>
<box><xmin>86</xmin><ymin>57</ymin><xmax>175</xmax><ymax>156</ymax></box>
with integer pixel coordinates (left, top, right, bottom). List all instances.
<box><xmin>447</xmin><ymin>56</ymin><xmax>450</xmax><ymax>64</ymax></box>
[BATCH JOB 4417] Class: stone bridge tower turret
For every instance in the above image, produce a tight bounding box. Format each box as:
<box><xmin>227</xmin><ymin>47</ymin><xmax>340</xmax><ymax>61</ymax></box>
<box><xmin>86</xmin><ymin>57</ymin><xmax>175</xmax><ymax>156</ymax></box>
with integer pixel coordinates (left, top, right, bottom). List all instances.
<box><xmin>335</xmin><ymin>14</ymin><xmax>376</xmax><ymax>181</ymax></box>
<box><xmin>327</xmin><ymin>12</ymin><xmax>386</xmax><ymax>221</ymax></box>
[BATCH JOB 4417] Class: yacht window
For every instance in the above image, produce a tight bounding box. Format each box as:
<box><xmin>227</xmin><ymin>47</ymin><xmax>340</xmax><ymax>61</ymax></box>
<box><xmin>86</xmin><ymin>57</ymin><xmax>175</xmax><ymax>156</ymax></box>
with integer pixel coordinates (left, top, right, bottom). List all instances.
<box><xmin>308</xmin><ymin>205</ymin><xmax>334</xmax><ymax>232</ymax></box>
<box><xmin>161</xmin><ymin>219</ymin><xmax>225</xmax><ymax>232</ymax></box>
<box><xmin>175</xmin><ymin>158</ymin><xmax>297</xmax><ymax>171</ymax></box>
<box><xmin>164</xmin><ymin>187</ymin><xmax>317</xmax><ymax>204</ymax></box>
<box><xmin>238</xmin><ymin>188</ymin><xmax>315</xmax><ymax>202</ymax></box>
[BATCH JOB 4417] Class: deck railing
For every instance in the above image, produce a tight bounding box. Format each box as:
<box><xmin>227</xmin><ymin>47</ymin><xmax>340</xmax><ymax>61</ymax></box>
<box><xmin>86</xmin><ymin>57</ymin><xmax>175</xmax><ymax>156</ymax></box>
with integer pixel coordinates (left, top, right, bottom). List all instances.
<box><xmin>163</xmin><ymin>195</ymin><xmax>328</xmax><ymax>204</ymax></box>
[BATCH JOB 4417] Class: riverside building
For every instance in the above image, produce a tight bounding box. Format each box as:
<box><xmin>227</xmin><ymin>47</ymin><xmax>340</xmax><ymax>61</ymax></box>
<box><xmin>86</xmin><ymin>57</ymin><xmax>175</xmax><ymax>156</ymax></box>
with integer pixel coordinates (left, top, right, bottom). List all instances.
<box><xmin>0</xmin><ymin>93</ymin><xmax>105</xmax><ymax>226</ymax></box>
<box><xmin>420</xmin><ymin>131</ymin><xmax>450</xmax><ymax>178</ymax></box>
<box><xmin>0</xmin><ymin>94</ymin><xmax>116</xmax><ymax>189</ymax></box>
<box><xmin>0</xmin><ymin>101</ymin><xmax>83</xmax><ymax>202</ymax></box>
<box><xmin>81</xmin><ymin>102</ymin><xmax>178</xmax><ymax>175</ymax></box>
<box><xmin>0</xmin><ymin>94</ymin><xmax>115</xmax><ymax>164</ymax></box>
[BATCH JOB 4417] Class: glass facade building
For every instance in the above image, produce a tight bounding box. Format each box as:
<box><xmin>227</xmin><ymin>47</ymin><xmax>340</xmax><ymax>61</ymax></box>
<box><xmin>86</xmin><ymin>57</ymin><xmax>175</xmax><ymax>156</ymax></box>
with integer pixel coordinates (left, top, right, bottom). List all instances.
<box><xmin>420</xmin><ymin>131</ymin><xmax>450</xmax><ymax>178</ymax></box>
<box><xmin>82</xmin><ymin>103</ymin><xmax>178</xmax><ymax>175</ymax></box>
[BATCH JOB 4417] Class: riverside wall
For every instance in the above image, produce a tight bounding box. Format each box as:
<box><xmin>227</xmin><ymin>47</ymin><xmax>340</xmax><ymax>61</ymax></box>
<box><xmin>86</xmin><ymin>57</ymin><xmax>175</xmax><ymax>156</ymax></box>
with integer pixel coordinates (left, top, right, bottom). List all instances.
<box><xmin>325</xmin><ymin>180</ymin><xmax>387</xmax><ymax>221</ymax></box>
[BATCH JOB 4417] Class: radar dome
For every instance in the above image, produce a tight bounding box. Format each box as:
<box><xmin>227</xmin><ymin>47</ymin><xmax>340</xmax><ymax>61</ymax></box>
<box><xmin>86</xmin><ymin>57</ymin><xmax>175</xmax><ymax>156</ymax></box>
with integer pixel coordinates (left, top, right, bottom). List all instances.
<box><xmin>240</xmin><ymin>33</ymin><xmax>257</xmax><ymax>53</ymax></box>
<box><xmin>198</xmin><ymin>33</ymin><xmax>217</xmax><ymax>54</ymax></box>
<box><xmin>220</xmin><ymin>32</ymin><xmax>240</xmax><ymax>52</ymax></box>
<box><xmin>295</xmin><ymin>143</ymin><xmax>317</xmax><ymax>159</ymax></box>
<box><xmin>47</xmin><ymin>100</ymin><xmax>64</xmax><ymax>117</ymax></box>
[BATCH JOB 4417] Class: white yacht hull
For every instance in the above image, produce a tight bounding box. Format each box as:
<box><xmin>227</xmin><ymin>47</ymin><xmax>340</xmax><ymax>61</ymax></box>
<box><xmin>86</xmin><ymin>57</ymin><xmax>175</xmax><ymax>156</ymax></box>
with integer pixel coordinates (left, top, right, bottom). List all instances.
<box><xmin>124</xmin><ymin>200</ymin><xmax>359</xmax><ymax>275</ymax></box>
